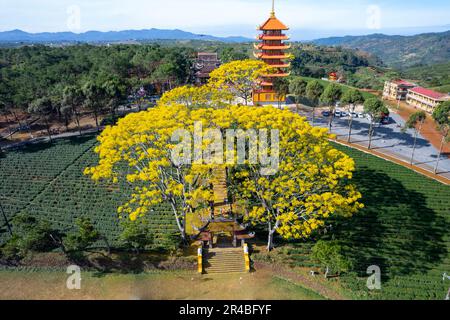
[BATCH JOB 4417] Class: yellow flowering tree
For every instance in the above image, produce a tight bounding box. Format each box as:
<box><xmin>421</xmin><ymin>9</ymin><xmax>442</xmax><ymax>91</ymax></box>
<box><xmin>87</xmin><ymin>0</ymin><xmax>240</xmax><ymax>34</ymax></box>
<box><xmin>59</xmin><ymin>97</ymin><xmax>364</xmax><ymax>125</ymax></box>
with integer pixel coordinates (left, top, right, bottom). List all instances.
<box><xmin>229</xmin><ymin>106</ymin><xmax>363</xmax><ymax>251</ymax></box>
<box><xmin>208</xmin><ymin>60</ymin><xmax>272</xmax><ymax>105</ymax></box>
<box><xmin>84</xmin><ymin>104</ymin><xmax>215</xmax><ymax>242</ymax></box>
<box><xmin>159</xmin><ymin>84</ymin><xmax>233</xmax><ymax>109</ymax></box>
<box><xmin>84</xmin><ymin>97</ymin><xmax>362</xmax><ymax>249</ymax></box>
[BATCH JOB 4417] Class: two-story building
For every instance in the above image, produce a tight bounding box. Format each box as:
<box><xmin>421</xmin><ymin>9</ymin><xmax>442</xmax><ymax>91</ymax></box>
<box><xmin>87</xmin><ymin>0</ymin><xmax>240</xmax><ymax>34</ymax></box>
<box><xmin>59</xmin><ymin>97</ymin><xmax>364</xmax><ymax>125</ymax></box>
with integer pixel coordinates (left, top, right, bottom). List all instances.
<box><xmin>406</xmin><ymin>87</ymin><xmax>450</xmax><ymax>113</ymax></box>
<box><xmin>383</xmin><ymin>79</ymin><xmax>416</xmax><ymax>101</ymax></box>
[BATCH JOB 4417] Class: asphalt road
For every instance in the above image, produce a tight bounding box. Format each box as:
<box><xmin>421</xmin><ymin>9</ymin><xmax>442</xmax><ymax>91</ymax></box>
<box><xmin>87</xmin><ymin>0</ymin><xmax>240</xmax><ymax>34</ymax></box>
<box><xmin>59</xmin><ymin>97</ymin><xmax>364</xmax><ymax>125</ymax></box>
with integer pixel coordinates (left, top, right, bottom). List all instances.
<box><xmin>299</xmin><ymin>109</ymin><xmax>450</xmax><ymax>176</ymax></box>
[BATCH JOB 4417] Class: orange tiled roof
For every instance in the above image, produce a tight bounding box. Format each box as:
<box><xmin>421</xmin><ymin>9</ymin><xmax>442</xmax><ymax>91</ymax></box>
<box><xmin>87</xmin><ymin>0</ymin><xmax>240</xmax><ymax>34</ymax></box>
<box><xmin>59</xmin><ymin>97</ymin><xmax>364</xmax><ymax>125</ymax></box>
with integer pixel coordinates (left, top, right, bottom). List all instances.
<box><xmin>259</xmin><ymin>15</ymin><xmax>289</xmax><ymax>31</ymax></box>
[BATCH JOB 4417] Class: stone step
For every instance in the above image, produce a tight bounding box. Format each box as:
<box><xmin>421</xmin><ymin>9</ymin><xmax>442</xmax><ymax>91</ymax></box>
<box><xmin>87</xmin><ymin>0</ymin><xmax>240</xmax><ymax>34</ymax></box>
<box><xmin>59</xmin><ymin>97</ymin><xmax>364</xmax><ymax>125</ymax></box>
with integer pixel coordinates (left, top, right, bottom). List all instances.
<box><xmin>203</xmin><ymin>247</ymin><xmax>246</xmax><ymax>274</ymax></box>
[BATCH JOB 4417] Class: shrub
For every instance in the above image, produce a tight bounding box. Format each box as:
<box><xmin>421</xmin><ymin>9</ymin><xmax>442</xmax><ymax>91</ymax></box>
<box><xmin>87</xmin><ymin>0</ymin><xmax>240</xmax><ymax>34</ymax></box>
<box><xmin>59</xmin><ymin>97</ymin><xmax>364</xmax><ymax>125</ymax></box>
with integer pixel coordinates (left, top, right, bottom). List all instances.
<box><xmin>311</xmin><ymin>240</ymin><xmax>352</xmax><ymax>278</ymax></box>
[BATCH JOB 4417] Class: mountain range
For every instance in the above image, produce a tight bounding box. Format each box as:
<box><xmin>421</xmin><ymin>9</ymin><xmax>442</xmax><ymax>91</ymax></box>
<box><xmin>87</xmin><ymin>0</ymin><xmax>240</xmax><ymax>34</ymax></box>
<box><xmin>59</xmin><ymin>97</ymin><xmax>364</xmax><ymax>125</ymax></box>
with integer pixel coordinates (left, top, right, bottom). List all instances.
<box><xmin>312</xmin><ymin>31</ymin><xmax>450</xmax><ymax>68</ymax></box>
<box><xmin>1</xmin><ymin>28</ymin><xmax>449</xmax><ymax>69</ymax></box>
<box><xmin>0</xmin><ymin>28</ymin><xmax>251</xmax><ymax>44</ymax></box>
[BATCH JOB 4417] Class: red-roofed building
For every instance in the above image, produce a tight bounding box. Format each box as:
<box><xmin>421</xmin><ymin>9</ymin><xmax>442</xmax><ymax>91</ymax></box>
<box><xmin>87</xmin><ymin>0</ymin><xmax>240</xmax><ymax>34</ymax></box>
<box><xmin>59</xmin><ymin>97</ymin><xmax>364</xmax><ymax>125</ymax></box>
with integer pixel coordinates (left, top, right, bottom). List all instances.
<box><xmin>406</xmin><ymin>87</ymin><xmax>450</xmax><ymax>113</ymax></box>
<box><xmin>194</xmin><ymin>52</ymin><xmax>221</xmax><ymax>85</ymax></box>
<box><xmin>383</xmin><ymin>79</ymin><xmax>416</xmax><ymax>101</ymax></box>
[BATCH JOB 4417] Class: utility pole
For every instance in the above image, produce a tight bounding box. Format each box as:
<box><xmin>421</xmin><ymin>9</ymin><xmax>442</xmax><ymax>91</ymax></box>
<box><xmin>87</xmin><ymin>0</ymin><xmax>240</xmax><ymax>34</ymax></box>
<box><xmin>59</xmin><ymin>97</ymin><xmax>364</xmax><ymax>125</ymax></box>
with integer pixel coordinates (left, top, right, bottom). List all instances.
<box><xmin>0</xmin><ymin>201</ymin><xmax>13</xmax><ymax>236</ymax></box>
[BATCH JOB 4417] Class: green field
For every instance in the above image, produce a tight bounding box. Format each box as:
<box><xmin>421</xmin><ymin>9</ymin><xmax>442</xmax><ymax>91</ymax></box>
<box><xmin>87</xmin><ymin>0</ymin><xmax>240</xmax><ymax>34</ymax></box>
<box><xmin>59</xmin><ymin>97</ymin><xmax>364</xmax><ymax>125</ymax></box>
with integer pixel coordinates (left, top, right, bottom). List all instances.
<box><xmin>1</xmin><ymin>136</ymin><xmax>449</xmax><ymax>300</ymax></box>
<box><xmin>433</xmin><ymin>84</ymin><xmax>450</xmax><ymax>94</ymax></box>
<box><xmin>0</xmin><ymin>135</ymin><xmax>178</xmax><ymax>248</ymax></box>
<box><xmin>289</xmin><ymin>76</ymin><xmax>377</xmax><ymax>103</ymax></box>
<box><xmin>275</xmin><ymin>143</ymin><xmax>450</xmax><ymax>300</ymax></box>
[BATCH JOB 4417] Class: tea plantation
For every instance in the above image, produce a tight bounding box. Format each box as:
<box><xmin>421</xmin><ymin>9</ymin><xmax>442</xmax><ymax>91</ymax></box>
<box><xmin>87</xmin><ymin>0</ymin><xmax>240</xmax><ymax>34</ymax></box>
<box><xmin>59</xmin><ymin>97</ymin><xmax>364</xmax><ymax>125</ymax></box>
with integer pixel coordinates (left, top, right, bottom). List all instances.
<box><xmin>0</xmin><ymin>135</ymin><xmax>178</xmax><ymax>248</ymax></box>
<box><xmin>281</xmin><ymin>143</ymin><xmax>450</xmax><ymax>300</ymax></box>
<box><xmin>0</xmin><ymin>136</ymin><xmax>449</xmax><ymax>299</ymax></box>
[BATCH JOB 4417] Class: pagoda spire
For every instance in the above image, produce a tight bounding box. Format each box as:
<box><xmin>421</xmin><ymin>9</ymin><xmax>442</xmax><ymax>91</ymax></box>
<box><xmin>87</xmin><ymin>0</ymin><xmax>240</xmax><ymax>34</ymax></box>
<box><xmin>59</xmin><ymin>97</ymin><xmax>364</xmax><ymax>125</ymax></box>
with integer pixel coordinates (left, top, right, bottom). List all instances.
<box><xmin>271</xmin><ymin>0</ymin><xmax>276</xmax><ymax>17</ymax></box>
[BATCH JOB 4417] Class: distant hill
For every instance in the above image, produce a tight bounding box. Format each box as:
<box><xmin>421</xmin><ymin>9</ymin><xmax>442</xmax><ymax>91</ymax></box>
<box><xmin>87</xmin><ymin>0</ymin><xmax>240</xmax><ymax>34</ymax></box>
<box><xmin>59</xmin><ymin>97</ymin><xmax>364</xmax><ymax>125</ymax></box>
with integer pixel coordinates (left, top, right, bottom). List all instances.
<box><xmin>0</xmin><ymin>29</ymin><xmax>251</xmax><ymax>44</ymax></box>
<box><xmin>401</xmin><ymin>62</ymin><xmax>450</xmax><ymax>88</ymax></box>
<box><xmin>312</xmin><ymin>31</ymin><xmax>450</xmax><ymax>69</ymax></box>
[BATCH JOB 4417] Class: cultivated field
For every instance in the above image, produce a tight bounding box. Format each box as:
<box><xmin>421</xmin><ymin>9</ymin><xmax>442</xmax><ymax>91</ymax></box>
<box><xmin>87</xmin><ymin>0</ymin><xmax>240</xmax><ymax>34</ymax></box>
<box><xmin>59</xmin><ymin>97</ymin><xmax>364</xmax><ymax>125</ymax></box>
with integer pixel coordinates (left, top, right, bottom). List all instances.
<box><xmin>1</xmin><ymin>136</ymin><xmax>449</xmax><ymax>300</ymax></box>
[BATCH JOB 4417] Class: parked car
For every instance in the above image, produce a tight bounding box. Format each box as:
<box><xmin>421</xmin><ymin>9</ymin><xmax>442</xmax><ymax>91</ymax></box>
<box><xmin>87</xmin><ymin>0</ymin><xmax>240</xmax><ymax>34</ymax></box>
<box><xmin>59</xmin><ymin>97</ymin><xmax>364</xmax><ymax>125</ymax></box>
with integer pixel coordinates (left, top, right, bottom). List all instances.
<box><xmin>322</xmin><ymin>111</ymin><xmax>330</xmax><ymax>117</ymax></box>
<box><xmin>334</xmin><ymin>110</ymin><xmax>342</xmax><ymax>117</ymax></box>
<box><xmin>381</xmin><ymin>117</ymin><xmax>391</xmax><ymax>125</ymax></box>
<box><xmin>358</xmin><ymin>113</ymin><xmax>365</xmax><ymax>118</ymax></box>
<box><xmin>341</xmin><ymin>111</ymin><xmax>349</xmax><ymax>117</ymax></box>
<box><xmin>350</xmin><ymin>112</ymin><xmax>358</xmax><ymax>118</ymax></box>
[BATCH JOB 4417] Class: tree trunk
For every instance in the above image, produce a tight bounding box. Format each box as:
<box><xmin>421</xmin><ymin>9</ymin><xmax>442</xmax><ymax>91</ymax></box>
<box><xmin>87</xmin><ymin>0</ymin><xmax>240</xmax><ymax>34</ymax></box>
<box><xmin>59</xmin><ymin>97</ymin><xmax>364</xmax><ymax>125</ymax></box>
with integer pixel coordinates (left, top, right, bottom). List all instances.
<box><xmin>94</xmin><ymin>111</ymin><xmax>99</xmax><ymax>132</ymax></box>
<box><xmin>0</xmin><ymin>202</ymin><xmax>13</xmax><ymax>236</ymax></box>
<box><xmin>311</xmin><ymin>105</ymin><xmax>315</xmax><ymax>127</ymax></box>
<box><xmin>368</xmin><ymin>122</ymin><xmax>374</xmax><ymax>150</ymax></box>
<box><xmin>347</xmin><ymin>116</ymin><xmax>354</xmax><ymax>143</ymax></box>
<box><xmin>75</xmin><ymin>111</ymin><xmax>82</xmax><ymax>136</ymax></box>
<box><xmin>169</xmin><ymin>200</ymin><xmax>186</xmax><ymax>243</ymax></box>
<box><xmin>267</xmin><ymin>221</ymin><xmax>275</xmax><ymax>251</ymax></box>
<box><xmin>410</xmin><ymin>128</ymin><xmax>419</xmax><ymax>165</ymax></box>
<box><xmin>103</xmin><ymin>236</ymin><xmax>111</xmax><ymax>255</ymax></box>
<box><xmin>11</xmin><ymin>111</ymin><xmax>23</xmax><ymax>128</ymax></box>
<box><xmin>44</xmin><ymin>118</ymin><xmax>53</xmax><ymax>143</ymax></box>
<box><xmin>328</xmin><ymin>106</ymin><xmax>334</xmax><ymax>132</ymax></box>
<box><xmin>4</xmin><ymin>113</ymin><xmax>13</xmax><ymax>139</ymax></box>
<box><xmin>434</xmin><ymin>136</ymin><xmax>445</xmax><ymax>174</ymax></box>
<box><xmin>324</xmin><ymin>266</ymin><xmax>329</xmax><ymax>279</ymax></box>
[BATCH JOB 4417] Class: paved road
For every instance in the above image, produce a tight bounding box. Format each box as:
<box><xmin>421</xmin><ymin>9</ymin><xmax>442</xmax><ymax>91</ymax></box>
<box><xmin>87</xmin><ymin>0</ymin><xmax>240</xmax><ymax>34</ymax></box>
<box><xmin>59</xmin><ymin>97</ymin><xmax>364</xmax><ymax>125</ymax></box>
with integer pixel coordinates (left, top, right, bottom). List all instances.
<box><xmin>296</xmin><ymin>108</ymin><xmax>450</xmax><ymax>178</ymax></box>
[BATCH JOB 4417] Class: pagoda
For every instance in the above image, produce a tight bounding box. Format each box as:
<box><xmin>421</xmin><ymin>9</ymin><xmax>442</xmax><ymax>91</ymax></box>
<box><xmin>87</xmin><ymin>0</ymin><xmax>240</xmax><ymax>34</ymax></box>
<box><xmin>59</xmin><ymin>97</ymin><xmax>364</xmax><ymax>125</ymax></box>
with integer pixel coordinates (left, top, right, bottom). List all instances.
<box><xmin>253</xmin><ymin>0</ymin><xmax>291</xmax><ymax>104</ymax></box>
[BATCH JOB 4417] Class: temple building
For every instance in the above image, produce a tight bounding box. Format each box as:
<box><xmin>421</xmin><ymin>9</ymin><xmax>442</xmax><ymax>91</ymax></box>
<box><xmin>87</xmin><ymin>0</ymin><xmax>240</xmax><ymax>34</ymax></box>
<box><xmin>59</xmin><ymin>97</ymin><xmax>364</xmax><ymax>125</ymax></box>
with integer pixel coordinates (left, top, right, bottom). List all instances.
<box><xmin>253</xmin><ymin>0</ymin><xmax>291</xmax><ymax>104</ymax></box>
<box><xmin>194</xmin><ymin>52</ymin><xmax>221</xmax><ymax>85</ymax></box>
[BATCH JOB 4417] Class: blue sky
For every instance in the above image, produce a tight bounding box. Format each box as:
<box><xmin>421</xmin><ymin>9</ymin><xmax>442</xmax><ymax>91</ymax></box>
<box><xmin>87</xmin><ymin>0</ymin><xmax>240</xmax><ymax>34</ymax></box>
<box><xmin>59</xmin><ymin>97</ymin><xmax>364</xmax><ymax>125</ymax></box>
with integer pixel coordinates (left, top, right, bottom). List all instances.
<box><xmin>1</xmin><ymin>0</ymin><xmax>449</xmax><ymax>40</ymax></box>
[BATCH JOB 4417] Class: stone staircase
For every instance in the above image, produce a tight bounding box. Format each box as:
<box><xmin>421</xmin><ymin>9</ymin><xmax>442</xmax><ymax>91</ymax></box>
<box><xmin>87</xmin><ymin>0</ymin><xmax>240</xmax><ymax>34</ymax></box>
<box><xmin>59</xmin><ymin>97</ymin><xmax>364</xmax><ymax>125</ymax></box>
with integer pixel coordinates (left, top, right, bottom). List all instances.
<box><xmin>212</xmin><ymin>168</ymin><xmax>229</xmax><ymax>216</ymax></box>
<box><xmin>203</xmin><ymin>247</ymin><xmax>246</xmax><ymax>274</ymax></box>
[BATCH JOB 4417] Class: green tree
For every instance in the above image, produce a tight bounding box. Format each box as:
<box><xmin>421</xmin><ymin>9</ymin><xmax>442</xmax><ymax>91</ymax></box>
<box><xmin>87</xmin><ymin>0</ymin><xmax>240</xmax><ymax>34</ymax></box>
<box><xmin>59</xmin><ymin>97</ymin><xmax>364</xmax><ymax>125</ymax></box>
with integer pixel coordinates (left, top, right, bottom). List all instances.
<box><xmin>273</xmin><ymin>77</ymin><xmax>290</xmax><ymax>109</ymax></box>
<box><xmin>432</xmin><ymin>101</ymin><xmax>450</xmax><ymax>174</ymax></box>
<box><xmin>289</xmin><ymin>78</ymin><xmax>307</xmax><ymax>113</ymax></box>
<box><xmin>320</xmin><ymin>83</ymin><xmax>343</xmax><ymax>131</ymax></box>
<box><xmin>305</xmin><ymin>80</ymin><xmax>324</xmax><ymax>126</ymax></box>
<box><xmin>364</xmin><ymin>98</ymin><xmax>389</xmax><ymax>150</ymax></box>
<box><xmin>82</xmin><ymin>81</ymin><xmax>104</xmax><ymax>132</ymax></box>
<box><xmin>341</xmin><ymin>89</ymin><xmax>365</xmax><ymax>142</ymax></box>
<box><xmin>63</xmin><ymin>217</ymin><xmax>101</xmax><ymax>260</ymax></box>
<box><xmin>119</xmin><ymin>219</ymin><xmax>154</xmax><ymax>254</ymax></box>
<box><xmin>1</xmin><ymin>214</ymin><xmax>56</xmax><ymax>261</ymax></box>
<box><xmin>62</xmin><ymin>85</ymin><xmax>85</xmax><ymax>136</ymax></box>
<box><xmin>28</xmin><ymin>97</ymin><xmax>54</xmax><ymax>142</ymax></box>
<box><xmin>402</xmin><ymin>111</ymin><xmax>427</xmax><ymax>165</ymax></box>
<box><xmin>311</xmin><ymin>240</ymin><xmax>352</xmax><ymax>278</ymax></box>
<box><xmin>102</xmin><ymin>79</ymin><xmax>125</xmax><ymax>116</ymax></box>
<box><xmin>0</xmin><ymin>102</ymin><xmax>14</xmax><ymax>139</ymax></box>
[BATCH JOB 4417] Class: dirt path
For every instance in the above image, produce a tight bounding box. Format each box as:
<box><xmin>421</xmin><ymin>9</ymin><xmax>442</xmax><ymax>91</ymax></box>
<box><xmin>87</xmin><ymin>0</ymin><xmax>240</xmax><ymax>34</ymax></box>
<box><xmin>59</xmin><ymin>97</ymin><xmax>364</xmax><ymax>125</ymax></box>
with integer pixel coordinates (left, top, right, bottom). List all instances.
<box><xmin>0</xmin><ymin>269</ymin><xmax>328</xmax><ymax>300</ymax></box>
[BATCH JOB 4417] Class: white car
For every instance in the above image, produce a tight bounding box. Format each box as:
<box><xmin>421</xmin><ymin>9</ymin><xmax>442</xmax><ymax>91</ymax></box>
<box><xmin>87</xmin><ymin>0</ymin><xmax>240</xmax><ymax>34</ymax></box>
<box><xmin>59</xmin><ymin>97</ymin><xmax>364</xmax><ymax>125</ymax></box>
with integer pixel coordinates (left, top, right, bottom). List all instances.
<box><xmin>350</xmin><ymin>112</ymin><xmax>358</xmax><ymax>118</ymax></box>
<box><xmin>341</xmin><ymin>111</ymin><xmax>349</xmax><ymax>117</ymax></box>
<box><xmin>358</xmin><ymin>113</ymin><xmax>365</xmax><ymax>118</ymax></box>
<box><xmin>334</xmin><ymin>110</ymin><xmax>342</xmax><ymax>117</ymax></box>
